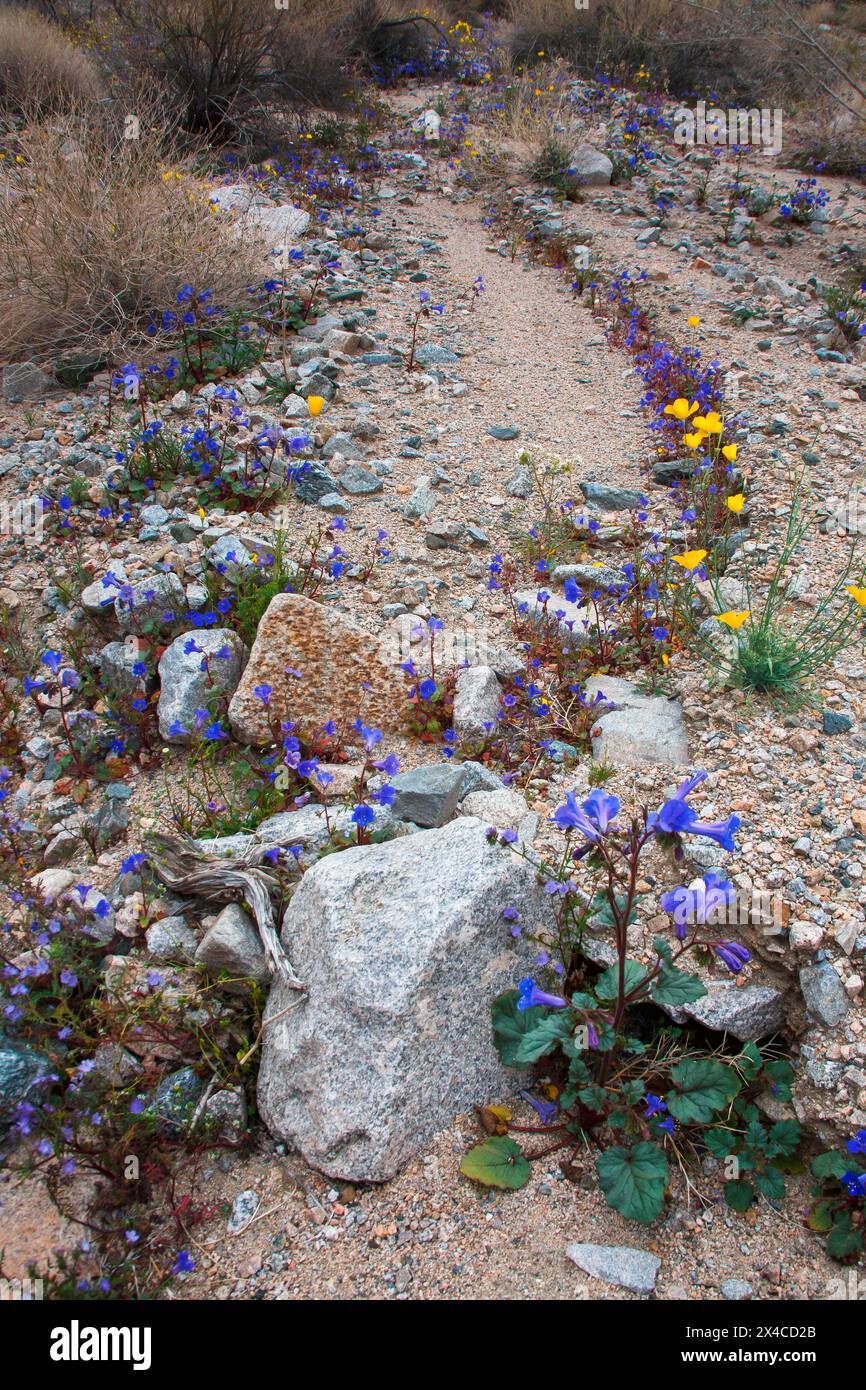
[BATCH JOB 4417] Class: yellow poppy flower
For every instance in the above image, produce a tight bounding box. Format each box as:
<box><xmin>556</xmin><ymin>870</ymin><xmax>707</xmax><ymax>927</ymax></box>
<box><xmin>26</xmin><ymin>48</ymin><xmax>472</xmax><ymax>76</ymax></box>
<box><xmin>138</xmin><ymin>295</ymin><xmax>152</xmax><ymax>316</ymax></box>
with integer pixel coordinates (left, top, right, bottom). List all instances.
<box><xmin>725</xmin><ymin>493</ymin><xmax>745</xmax><ymax>514</ymax></box>
<box><xmin>693</xmin><ymin>412</ymin><xmax>722</xmax><ymax>435</ymax></box>
<box><xmin>687</xmin><ymin>315</ymin><xmax>700</xmax><ymax>327</ymax></box>
<box><xmin>307</xmin><ymin>396</ymin><xmax>325</xmax><ymax>417</ymax></box>
<box><xmin>683</xmin><ymin>431</ymin><xmax>706</xmax><ymax>450</ymax></box>
<box><xmin>663</xmin><ymin>397</ymin><xmax>699</xmax><ymax>421</ymax></box>
<box><xmin>672</xmin><ymin>549</ymin><xmax>708</xmax><ymax>572</ymax></box>
<box><xmin>722</xmin><ymin>443</ymin><xmax>738</xmax><ymax>462</ymax></box>
<box><xmin>846</xmin><ymin>585</ymin><xmax>866</xmax><ymax>607</ymax></box>
<box><xmin>716</xmin><ymin>610</ymin><xmax>750</xmax><ymax>629</ymax></box>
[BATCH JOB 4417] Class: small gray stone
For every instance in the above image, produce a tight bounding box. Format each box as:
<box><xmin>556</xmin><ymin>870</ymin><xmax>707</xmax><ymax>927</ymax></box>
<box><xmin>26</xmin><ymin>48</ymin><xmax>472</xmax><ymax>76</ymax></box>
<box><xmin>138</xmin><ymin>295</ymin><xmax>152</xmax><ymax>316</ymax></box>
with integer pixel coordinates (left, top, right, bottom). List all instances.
<box><xmin>391</xmin><ymin>763</ymin><xmax>466</xmax><ymax>827</ymax></box>
<box><xmin>579</xmin><ymin>481</ymin><xmax>643</xmax><ymax>511</ymax></box>
<box><xmin>414</xmin><ymin>343</ymin><xmax>458</xmax><ymax>366</ymax></box>
<box><xmin>452</xmin><ymin>666</ymin><xmax>501</xmax><ymax>745</ymax></box>
<box><xmin>115</xmin><ymin>572</ymin><xmax>185</xmax><ymax>635</ymax></box>
<box><xmin>340</xmin><ymin>463</ymin><xmax>383</xmax><ymax>495</ymax></box>
<box><xmin>565</xmin><ymin>1243</ymin><xmax>660</xmax><ymax>1293</ymax></box>
<box><xmin>227</xmin><ymin>1187</ymin><xmax>260</xmax><ymax>1232</ymax></box>
<box><xmin>720</xmin><ymin>1279</ymin><xmax>753</xmax><ymax>1300</ymax></box>
<box><xmin>457</xmin><ymin>761</ymin><xmax>503</xmax><ymax>798</ymax></box>
<box><xmin>145</xmin><ymin>916</ymin><xmax>198</xmax><ymax>962</ymax></box>
<box><xmin>195</xmin><ymin>903</ymin><xmax>269</xmax><ymax>989</ymax></box>
<box><xmin>567</xmin><ymin>145</ymin><xmax>613</xmax><ymax>187</ymax></box>
<box><xmin>800</xmin><ymin>961</ymin><xmax>850</xmax><ymax>1027</ymax></box>
<box><xmin>157</xmin><ymin>628</ymin><xmax>247</xmax><ymax>743</ymax></box>
<box><xmin>0</xmin><ymin>1034</ymin><xmax>54</xmax><ymax>1125</ymax></box>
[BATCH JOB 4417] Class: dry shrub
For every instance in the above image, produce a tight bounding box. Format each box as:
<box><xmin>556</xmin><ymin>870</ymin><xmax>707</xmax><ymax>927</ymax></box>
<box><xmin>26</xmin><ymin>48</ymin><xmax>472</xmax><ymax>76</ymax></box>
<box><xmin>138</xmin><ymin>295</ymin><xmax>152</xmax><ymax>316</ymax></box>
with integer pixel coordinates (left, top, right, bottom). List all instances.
<box><xmin>119</xmin><ymin>0</ymin><xmax>429</xmax><ymax>133</ymax></box>
<box><xmin>497</xmin><ymin>0</ymin><xmax>828</xmax><ymax>104</ymax></box>
<box><xmin>0</xmin><ymin>98</ymin><xmax>262</xmax><ymax>361</ymax></box>
<box><xmin>0</xmin><ymin>5</ymin><xmax>102</xmax><ymax>114</ymax></box>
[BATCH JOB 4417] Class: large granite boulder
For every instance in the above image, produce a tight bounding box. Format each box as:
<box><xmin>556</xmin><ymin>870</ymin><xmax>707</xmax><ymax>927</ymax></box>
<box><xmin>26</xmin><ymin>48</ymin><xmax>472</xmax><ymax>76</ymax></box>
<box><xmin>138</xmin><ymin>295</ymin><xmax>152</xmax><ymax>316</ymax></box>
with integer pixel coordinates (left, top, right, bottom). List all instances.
<box><xmin>257</xmin><ymin>817</ymin><xmax>548</xmax><ymax>1181</ymax></box>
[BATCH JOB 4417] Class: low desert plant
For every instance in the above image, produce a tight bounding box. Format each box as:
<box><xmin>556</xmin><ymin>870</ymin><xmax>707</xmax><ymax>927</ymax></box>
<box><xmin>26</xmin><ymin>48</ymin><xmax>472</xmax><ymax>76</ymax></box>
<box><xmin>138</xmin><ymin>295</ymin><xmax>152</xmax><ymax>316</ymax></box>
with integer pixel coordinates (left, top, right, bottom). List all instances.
<box><xmin>0</xmin><ymin>6</ymin><xmax>102</xmax><ymax>116</ymax></box>
<box><xmin>0</xmin><ymin>98</ymin><xmax>261</xmax><ymax>360</ymax></box>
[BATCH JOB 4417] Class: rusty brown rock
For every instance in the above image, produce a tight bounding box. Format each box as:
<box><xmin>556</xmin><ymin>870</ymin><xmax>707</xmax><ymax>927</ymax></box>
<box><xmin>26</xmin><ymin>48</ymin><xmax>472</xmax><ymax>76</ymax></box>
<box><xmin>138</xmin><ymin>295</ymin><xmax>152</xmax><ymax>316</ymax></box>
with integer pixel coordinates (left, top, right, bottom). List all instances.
<box><xmin>227</xmin><ymin>592</ymin><xmax>400</xmax><ymax>745</ymax></box>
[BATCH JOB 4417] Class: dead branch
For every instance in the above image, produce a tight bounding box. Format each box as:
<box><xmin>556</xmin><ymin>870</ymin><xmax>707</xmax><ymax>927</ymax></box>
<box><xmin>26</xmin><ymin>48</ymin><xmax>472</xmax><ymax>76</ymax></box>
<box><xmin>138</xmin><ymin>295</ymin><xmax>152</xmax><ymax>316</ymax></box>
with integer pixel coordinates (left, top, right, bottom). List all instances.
<box><xmin>144</xmin><ymin>830</ymin><xmax>305</xmax><ymax>992</ymax></box>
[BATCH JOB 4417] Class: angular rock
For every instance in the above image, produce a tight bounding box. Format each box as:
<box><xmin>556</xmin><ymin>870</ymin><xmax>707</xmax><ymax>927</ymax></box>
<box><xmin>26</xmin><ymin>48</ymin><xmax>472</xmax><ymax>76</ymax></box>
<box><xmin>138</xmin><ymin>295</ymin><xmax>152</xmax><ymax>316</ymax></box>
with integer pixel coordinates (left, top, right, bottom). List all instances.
<box><xmin>390</xmin><ymin>762</ymin><xmax>465</xmax><ymax>827</ymax></box>
<box><xmin>457</xmin><ymin>761</ymin><xmax>503</xmax><ymax>798</ymax></box>
<box><xmin>800</xmin><ymin>961</ymin><xmax>850</xmax><ymax>1027</ymax></box>
<box><xmin>195</xmin><ymin>903</ymin><xmax>269</xmax><ymax>988</ymax></box>
<box><xmin>98</xmin><ymin>638</ymin><xmax>156</xmax><ymax>709</ymax></box>
<box><xmin>452</xmin><ymin>666</ymin><xmax>501</xmax><ymax>745</ymax></box>
<box><xmin>3</xmin><ymin>362</ymin><xmax>55</xmax><ymax>401</ymax></box>
<box><xmin>584</xmin><ymin>674</ymin><xmax>689</xmax><ymax>767</ymax></box>
<box><xmin>579</xmin><ymin>481</ymin><xmax>643</xmax><ymax>511</ymax></box>
<box><xmin>460</xmin><ymin>789</ymin><xmax>537</xmax><ymax>846</ymax></box>
<box><xmin>340</xmin><ymin>463</ymin><xmax>383</xmax><ymax>495</ymax></box>
<box><xmin>115</xmin><ymin>572</ymin><xmax>185</xmax><ymax>635</ymax></box>
<box><xmin>145</xmin><ymin>916</ymin><xmax>198</xmax><ymax>963</ymax></box>
<box><xmin>683</xmin><ymin>983</ymin><xmax>786</xmax><ymax>1040</ymax></box>
<box><xmin>0</xmin><ymin>1034</ymin><xmax>54</xmax><ymax>1125</ymax></box>
<box><xmin>565</xmin><ymin>1243</ymin><xmax>660</xmax><ymax>1293</ymax></box>
<box><xmin>567</xmin><ymin>145</ymin><xmax>614</xmax><ymax>187</ymax></box>
<box><xmin>157</xmin><ymin>629</ymin><xmax>247</xmax><ymax>743</ymax></box>
<box><xmin>228</xmin><ymin>592</ymin><xmax>401</xmax><ymax>744</ymax></box>
<box><xmin>515</xmin><ymin>590</ymin><xmax>592</xmax><ymax>654</ymax></box>
<box><xmin>257</xmin><ymin>818</ymin><xmax>545</xmax><ymax>1181</ymax></box>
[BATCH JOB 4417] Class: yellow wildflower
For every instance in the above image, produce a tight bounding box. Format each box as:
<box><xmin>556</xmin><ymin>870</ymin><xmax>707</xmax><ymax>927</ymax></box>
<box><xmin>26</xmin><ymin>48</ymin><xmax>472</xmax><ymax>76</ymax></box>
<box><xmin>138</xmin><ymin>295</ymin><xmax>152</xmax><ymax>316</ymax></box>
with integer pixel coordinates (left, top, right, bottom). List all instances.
<box><xmin>716</xmin><ymin>610</ymin><xmax>750</xmax><ymax>629</ymax></box>
<box><xmin>725</xmin><ymin>493</ymin><xmax>745</xmax><ymax>514</ymax></box>
<box><xmin>672</xmin><ymin>549</ymin><xmax>708</xmax><ymax>572</ymax></box>
<box><xmin>693</xmin><ymin>412</ymin><xmax>722</xmax><ymax>435</ymax></box>
<box><xmin>687</xmin><ymin>315</ymin><xmax>700</xmax><ymax>327</ymax></box>
<box><xmin>663</xmin><ymin>397</ymin><xmax>699</xmax><ymax>421</ymax></box>
<box><xmin>721</xmin><ymin>443</ymin><xmax>737</xmax><ymax>462</ymax></box>
<box><xmin>846</xmin><ymin>585</ymin><xmax>866</xmax><ymax>607</ymax></box>
<box><xmin>307</xmin><ymin>396</ymin><xmax>325</xmax><ymax>417</ymax></box>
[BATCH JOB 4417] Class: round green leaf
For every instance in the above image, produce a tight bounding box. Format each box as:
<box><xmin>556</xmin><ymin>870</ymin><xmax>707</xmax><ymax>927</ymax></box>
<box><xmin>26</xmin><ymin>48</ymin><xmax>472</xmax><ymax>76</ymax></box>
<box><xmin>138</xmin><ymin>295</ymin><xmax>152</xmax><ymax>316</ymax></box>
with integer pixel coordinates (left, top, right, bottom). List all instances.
<box><xmin>596</xmin><ymin>1141</ymin><xmax>668</xmax><ymax>1224</ymax></box>
<box><xmin>460</xmin><ymin>1136</ymin><xmax>531</xmax><ymax>1190</ymax></box>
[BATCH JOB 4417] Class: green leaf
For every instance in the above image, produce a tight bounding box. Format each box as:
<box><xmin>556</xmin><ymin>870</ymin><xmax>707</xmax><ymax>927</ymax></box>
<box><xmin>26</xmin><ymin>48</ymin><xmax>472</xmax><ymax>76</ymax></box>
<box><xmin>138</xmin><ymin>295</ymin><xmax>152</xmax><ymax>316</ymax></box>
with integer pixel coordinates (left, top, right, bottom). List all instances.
<box><xmin>491</xmin><ymin>991</ymin><xmax>545</xmax><ymax>1067</ymax></box>
<box><xmin>460</xmin><ymin>1137</ymin><xmax>530</xmax><ymax>1191</ymax></box>
<box><xmin>569</xmin><ymin>992</ymin><xmax>597</xmax><ymax>1010</ymax></box>
<box><xmin>734</xmin><ymin>1041</ymin><xmax>763</xmax><ymax>1083</ymax></box>
<box><xmin>812</xmin><ymin>1150</ymin><xmax>852</xmax><ymax>1181</ymax></box>
<box><xmin>807</xmin><ymin>1200</ymin><xmax>833</xmax><ymax>1233</ymax></box>
<box><xmin>705</xmin><ymin>1128</ymin><xmax>737</xmax><ymax>1159</ymax></box>
<box><xmin>827</xmin><ymin>1217</ymin><xmax>862</xmax><ymax>1261</ymax></box>
<box><xmin>651</xmin><ymin>963</ymin><xmax>707</xmax><ymax>1008</ymax></box>
<box><xmin>577</xmin><ymin>1085</ymin><xmax>611</xmax><ymax>1112</ymax></box>
<box><xmin>652</xmin><ymin>936</ymin><xmax>673</xmax><ymax>964</ymax></box>
<box><xmin>766</xmin><ymin>1120</ymin><xmax>801</xmax><ymax>1160</ymax></box>
<box><xmin>764</xmin><ymin>1058</ymin><xmax>794</xmax><ymax>1101</ymax></box>
<box><xmin>596</xmin><ymin>1142</ymin><xmax>668</xmax><ymax>1225</ymax></box>
<box><xmin>754</xmin><ymin>1167</ymin><xmax>785</xmax><ymax>1202</ymax></box>
<box><xmin>595</xmin><ymin>959</ymin><xmax>646</xmax><ymax>1003</ymax></box>
<box><xmin>514</xmin><ymin>1012</ymin><xmax>573</xmax><ymax>1063</ymax></box>
<box><xmin>724</xmin><ymin>1179</ymin><xmax>755</xmax><ymax>1212</ymax></box>
<box><xmin>666</xmin><ymin>1058</ymin><xmax>740</xmax><ymax>1125</ymax></box>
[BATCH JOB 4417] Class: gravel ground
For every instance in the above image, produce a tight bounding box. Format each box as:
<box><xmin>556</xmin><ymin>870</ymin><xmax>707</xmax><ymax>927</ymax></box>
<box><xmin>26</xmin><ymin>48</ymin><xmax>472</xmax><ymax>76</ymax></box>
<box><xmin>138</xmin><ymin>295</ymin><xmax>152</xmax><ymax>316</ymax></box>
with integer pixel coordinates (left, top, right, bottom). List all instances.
<box><xmin>3</xmin><ymin>75</ymin><xmax>866</xmax><ymax>1301</ymax></box>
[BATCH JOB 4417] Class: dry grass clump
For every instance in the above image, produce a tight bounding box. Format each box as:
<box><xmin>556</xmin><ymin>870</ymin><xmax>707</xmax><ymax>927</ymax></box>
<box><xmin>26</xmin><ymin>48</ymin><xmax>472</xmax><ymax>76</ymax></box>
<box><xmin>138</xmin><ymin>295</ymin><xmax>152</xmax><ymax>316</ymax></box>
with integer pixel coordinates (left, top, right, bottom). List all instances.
<box><xmin>0</xmin><ymin>6</ymin><xmax>102</xmax><ymax>115</ymax></box>
<box><xmin>0</xmin><ymin>98</ymin><xmax>262</xmax><ymax>362</ymax></box>
<box><xmin>493</xmin><ymin>0</ymin><xmax>843</xmax><ymax>105</ymax></box>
